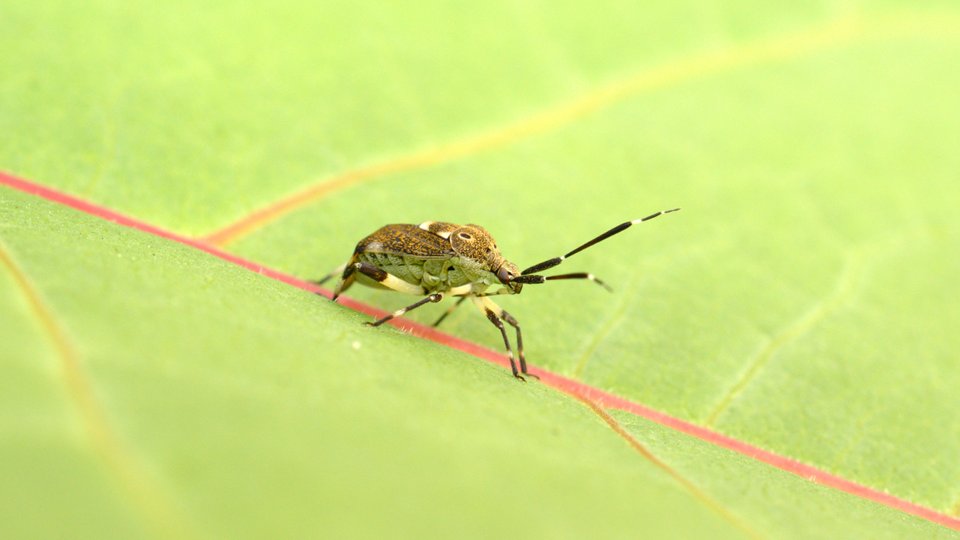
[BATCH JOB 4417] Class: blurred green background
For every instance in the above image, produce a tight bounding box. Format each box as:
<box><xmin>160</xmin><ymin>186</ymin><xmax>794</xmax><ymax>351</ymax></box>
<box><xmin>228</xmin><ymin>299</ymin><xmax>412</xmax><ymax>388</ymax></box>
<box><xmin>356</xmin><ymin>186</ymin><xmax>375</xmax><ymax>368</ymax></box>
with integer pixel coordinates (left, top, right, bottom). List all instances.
<box><xmin>2</xmin><ymin>1</ymin><xmax>959</xmax><ymax>538</ymax></box>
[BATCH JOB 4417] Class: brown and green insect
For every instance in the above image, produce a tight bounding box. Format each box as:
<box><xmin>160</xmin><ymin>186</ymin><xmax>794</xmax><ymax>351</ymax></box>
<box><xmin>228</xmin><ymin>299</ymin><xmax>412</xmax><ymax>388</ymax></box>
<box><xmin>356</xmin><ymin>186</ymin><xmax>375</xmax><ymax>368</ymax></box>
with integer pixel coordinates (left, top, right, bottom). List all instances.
<box><xmin>315</xmin><ymin>208</ymin><xmax>679</xmax><ymax>380</ymax></box>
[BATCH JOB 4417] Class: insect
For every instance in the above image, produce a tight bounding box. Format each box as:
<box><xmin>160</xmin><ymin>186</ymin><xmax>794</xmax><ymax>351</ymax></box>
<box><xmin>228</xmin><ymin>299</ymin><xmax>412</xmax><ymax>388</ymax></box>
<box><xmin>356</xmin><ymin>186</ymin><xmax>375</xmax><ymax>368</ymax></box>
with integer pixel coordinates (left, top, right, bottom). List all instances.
<box><xmin>315</xmin><ymin>208</ymin><xmax>680</xmax><ymax>380</ymax></box>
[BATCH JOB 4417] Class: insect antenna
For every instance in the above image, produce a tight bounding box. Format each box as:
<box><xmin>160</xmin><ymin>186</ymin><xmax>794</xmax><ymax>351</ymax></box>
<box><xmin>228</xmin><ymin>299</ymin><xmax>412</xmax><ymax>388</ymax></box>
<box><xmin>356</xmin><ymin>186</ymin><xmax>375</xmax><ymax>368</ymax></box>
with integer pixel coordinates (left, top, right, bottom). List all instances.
<box><xmin>512</xmin><ymin>272</ymin><xmax>613</xmax><ymax>291</ymax></box>
<box><xmin>520</xmin><ymin>208</ymin><xmax>680</xmax><ymax>275</ymax></box>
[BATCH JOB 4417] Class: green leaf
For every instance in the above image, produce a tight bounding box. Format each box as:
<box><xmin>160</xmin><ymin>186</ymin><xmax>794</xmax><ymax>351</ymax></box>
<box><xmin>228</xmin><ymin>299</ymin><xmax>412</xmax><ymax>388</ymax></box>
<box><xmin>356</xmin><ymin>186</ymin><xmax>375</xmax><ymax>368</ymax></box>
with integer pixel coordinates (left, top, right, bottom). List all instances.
<box><xmin>1</xmin><ymin>185</ymin><xmax>955</xmax><ymax>539</ymax></box>
<box><xmin>3</xmin><ymin>0</ymin><xmax>960</xmax><ymax>537</ymax></box>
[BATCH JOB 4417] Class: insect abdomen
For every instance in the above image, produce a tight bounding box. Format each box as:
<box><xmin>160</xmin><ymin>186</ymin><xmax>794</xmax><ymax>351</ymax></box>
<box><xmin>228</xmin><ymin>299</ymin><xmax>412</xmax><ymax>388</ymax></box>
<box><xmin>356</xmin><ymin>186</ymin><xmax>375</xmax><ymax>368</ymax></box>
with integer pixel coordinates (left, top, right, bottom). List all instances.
<box><xmin>357</xmin><ymin>252</ymin><xmax>470</xmax><ymax>292</ymax></box>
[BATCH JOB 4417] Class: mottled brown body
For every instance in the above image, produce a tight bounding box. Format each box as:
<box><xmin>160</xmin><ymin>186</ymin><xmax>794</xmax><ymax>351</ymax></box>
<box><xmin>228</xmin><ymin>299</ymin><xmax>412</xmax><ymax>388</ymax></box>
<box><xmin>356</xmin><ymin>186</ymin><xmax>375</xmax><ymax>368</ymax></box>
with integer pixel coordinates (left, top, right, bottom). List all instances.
<box><xmin>336</xmin><ymin>222</ymin><xmax>521</xmax><ymax>298</ymax></box>
<box><xmin>318</xmin><ymin>209</ymin><xmax>679</xmax><ymax>380</ymax></box>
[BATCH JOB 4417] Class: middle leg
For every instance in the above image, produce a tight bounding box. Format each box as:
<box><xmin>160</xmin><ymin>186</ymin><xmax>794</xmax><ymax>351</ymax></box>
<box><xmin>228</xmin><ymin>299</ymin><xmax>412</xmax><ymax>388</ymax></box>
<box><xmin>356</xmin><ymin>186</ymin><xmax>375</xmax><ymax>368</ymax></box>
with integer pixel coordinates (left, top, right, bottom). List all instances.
<box><xmin>432</xmin><ymin>296</ymin><xmax>468</xmax><ymax>327</ymax></box>
<box><xmin>367</xmin><ymin>292</ymin><xmax>445</xmax><ymax>327</ymax></box>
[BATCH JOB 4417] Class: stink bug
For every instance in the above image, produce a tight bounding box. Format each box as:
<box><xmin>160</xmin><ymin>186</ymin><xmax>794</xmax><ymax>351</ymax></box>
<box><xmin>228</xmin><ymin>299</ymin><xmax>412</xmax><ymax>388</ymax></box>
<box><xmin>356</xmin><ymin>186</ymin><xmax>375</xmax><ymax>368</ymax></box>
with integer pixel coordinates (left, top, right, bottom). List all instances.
<box><xmin>315</xmin><ymin>209</ymin><xmax>680</xmax><ymax>380</ymax></box>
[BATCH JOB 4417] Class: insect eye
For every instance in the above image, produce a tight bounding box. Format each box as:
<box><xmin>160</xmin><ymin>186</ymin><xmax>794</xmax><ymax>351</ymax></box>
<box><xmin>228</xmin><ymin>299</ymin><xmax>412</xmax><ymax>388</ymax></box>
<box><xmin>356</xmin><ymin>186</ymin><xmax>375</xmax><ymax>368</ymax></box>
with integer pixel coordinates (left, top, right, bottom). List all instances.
<box><xmin>458</xmin><ymin>233</ymin><xmax>472</xmax><ymax>240</ymax></box>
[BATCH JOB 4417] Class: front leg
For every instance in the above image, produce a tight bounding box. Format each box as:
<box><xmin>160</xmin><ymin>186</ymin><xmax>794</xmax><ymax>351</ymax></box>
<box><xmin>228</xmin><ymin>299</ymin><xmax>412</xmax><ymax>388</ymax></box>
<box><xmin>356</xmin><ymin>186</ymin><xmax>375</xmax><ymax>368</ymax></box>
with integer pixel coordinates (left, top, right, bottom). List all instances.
<box><xmin>498</xmin><ymin>310</ymin><xmax>536</xmax><ymax>379</ymax></box>
<box><xmin>472</xmin><ymin>296</ymin><xmax>534</xmax><ymax>381</ymax></box>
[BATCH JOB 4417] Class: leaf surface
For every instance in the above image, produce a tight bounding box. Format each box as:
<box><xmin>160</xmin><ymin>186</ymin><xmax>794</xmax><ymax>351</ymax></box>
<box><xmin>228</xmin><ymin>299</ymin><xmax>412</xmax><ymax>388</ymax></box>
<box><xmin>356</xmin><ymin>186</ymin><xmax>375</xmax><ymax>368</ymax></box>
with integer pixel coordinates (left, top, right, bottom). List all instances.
<box><xmin>2</xmin><ymin>0</ymin><xmax>960</xmax><ymax>536</ymax></box>
<box><xmin>3</xmin><ymin>186</ymin><xmax>958</xmax><ymax>538</ymax></box>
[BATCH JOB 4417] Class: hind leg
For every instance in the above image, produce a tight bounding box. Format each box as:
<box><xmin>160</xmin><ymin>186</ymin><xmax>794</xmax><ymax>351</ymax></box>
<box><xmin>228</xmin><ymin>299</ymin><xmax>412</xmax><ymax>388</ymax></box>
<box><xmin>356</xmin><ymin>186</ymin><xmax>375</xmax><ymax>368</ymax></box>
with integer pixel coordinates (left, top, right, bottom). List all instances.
<box><xmin>311</xmin><ymin>263</ymin><xmax>347</xmax><ymax>287</ymax></box>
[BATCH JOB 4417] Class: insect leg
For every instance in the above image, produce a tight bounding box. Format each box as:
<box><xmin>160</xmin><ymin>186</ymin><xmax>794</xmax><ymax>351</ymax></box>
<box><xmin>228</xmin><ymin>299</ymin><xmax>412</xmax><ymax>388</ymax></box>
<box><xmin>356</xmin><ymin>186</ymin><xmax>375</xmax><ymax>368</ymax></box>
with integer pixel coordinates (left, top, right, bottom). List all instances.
<box><xmin>366</xmin><ymin>292</ymin><xmax>445</xmax><ymax>327</ymax></box>
<box><xmin>351</xmin><ymin>261</ymin><xmax>427</xmax><ymax>295</ymax></box>
<box><xmin>499</xmin><ymin>310</ymin><xmax>537</xmax><ymax>379</ymax></box>
<box><xmin>432</xmin><ymin>296</ymin><xmax>468</xmax><ymax>327</ymax></box>
<box><xmin>310</xmin><ymin>263</ymin><xmax>347</xmax><ymax>286</ymax></box>
<box><xmin>342</xmin><ymin>262</ymin><xmax>444</xmax><ymax>325</ymax></box>
<box><xmin>332</xmin><ymin>260</ymin><xmax>358</xmax><ymax>301</ymax></box>
<box><xmin>472</xmin><ymin>297</ymin><xmax>527</xmax><ymax>381</ymax></box>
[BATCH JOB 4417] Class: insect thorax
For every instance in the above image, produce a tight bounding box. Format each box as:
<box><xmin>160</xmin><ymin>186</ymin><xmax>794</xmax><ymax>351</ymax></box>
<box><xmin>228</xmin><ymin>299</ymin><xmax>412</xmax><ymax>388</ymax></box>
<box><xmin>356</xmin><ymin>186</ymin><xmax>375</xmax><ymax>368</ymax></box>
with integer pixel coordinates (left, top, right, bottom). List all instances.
<box><xmin>357</xmin><ymin>252</ymin><xmax>497</xmax><ymax>293</ymax></box>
